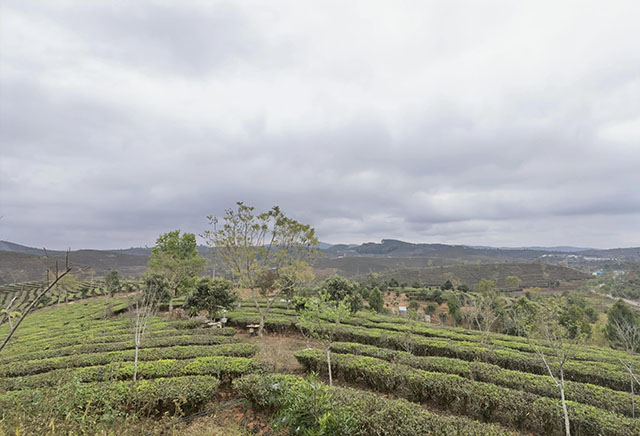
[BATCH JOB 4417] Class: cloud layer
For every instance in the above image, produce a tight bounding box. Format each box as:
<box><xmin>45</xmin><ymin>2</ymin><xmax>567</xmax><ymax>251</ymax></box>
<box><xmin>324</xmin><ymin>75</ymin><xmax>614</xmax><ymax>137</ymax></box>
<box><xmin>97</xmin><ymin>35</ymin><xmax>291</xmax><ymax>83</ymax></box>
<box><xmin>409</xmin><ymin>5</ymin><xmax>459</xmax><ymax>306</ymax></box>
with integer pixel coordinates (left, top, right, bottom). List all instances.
<box><xmin>1</xmin><ymin>0</ymin><xmax>639</xmax><ymax>249</ymax></box>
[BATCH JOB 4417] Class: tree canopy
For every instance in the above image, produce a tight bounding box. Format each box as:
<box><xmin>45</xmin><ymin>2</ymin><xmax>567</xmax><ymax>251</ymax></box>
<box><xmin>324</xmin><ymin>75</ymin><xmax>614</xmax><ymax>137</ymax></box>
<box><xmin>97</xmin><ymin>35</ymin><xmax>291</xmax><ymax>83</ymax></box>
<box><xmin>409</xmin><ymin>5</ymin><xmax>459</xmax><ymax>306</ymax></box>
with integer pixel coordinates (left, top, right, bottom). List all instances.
<box><xmin>148</xmin><ymin>230</ymin><xmax>206</xmax><ymax>309</ymax></box>
<box><xmin>368</xmin><ymin>287</ymin><xmax>384</xmax><ymax>313</ymax></box>
<box><xmin>323</xmin><ymin>275</ymin><xmax>362</xmax><ymax>313</ymax></box>
<box><xmin>204</xmin><ymin>202</ymin><xmax>318</xmax><ymax>335</ymax></box>
<box><xmin>186</xmin><ymin>277</ymin><xmax>237</xmax><ymax>320</ymax></box>
<box><xmin>105</xmin><ymin>270</ymin><xmax>120</xmax><ymax>297</ymax></box>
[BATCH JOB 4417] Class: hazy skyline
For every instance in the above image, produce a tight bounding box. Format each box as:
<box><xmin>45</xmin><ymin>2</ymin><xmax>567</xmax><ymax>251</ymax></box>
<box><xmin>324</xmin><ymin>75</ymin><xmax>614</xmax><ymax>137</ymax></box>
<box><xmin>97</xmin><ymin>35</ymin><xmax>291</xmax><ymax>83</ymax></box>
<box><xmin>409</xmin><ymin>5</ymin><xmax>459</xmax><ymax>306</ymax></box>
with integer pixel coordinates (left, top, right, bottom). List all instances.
<box><xmin>1</xmin><ymin>1</ymin><xmax>640</xmax><ymax>250</ymax></box>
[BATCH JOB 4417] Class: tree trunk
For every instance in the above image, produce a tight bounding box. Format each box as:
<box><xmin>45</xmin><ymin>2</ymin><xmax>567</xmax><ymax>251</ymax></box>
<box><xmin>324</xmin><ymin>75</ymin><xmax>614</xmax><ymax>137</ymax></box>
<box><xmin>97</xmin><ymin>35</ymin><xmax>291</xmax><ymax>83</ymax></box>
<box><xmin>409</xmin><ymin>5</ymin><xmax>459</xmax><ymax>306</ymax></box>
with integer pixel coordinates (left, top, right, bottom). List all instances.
<box><xmin>326</xmin><ymin>346</ymin><xmax>333</xmax><ymax>387</ymax></box>
<box><xmin>559</xmin><ymin>375</ymin><xmax>570</xmax><ymax>436</ymax></box>
<box><xmin>168</xmin><ymin>297</ymin><xmax>174</xmax><ymax>314</ymax></box>
<box><xmin>631</xmin><ymin>364</ymin><xmax>636</xmax><ymax>418</ymax></box>
<box><xmin>258</xmin><ymin>313</ymin><xmax>265</xmax><ymax>337</ymax></box>
<box><xmin>133</xmin><ymin>344</ymin><xmax>139</xmax><ymax>382</ymax></box>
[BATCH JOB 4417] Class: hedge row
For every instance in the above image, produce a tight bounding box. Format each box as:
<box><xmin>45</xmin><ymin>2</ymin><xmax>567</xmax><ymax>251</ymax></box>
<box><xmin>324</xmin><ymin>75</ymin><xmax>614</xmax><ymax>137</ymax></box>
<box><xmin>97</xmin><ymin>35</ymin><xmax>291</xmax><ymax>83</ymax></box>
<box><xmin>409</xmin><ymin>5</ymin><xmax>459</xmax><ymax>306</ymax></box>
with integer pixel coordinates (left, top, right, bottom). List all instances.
<box><xmin>231</xmin><ymin>304</ymin><xmax>637</xmax><ymax>368</ymax></box>
<box><xmin>0</xmin><ymin>375</ymin><xmax>220</xmax><ymax>417</ymax></box>
<box><xmin>321</xmin><ymin>323</ymin><xmax>630</xmax><ymax>391</ymax></box>
<box><xmin>3</xmin><ymin>326</ymin><xmax>237</xmax><ymax>360</ymax></box>
<box><xmin>233</xmin><ymin>373</ymin><xmax>518</xmax><ymax>436</ymax></box>
<box><xmin>1</xmin><ymin>356</ymin><xmax>264</xmax><ymax>391</ymax></box>
<box><xmin>357</xmin><ymin>310</ymin><xmax>633</xmax><ymax>365</ymax></box>
<box><xmin>20</xmin><ymin>320</ymin><xmax>233</xmax><ymax>343</ymax></box>
<box><xmin>329</xmin><ymin>342</ymin><xmax>636</xmax><ymax>417</ymax></box>
<box><xmin>2</xmin><ymin>300</ymin><xmax>213</xmax><ymax>349</ymax></box>
<box><xmin>0</xmin><ymin>343</ymin><xmax>257</xmax><ymax>378</ymax></box>
<box><xmin>224</xmin><ymin>310</ymin><xmax>298</xmax><ymax>332</ymax></box>
<box><xmin>0</xmin><ymin>334</ymin><xmax>238</xmax><ymax>367</ymax></box>
<box><xmin>295</xmin><ymin>349</ymin><xmax>639</xmax><ymax>436</ymax></box>
<box><xmin>346</xmin><ymin>314</ymin><xmax>635</xmax><ymax>367</ymax></box>
<box><xmin>223</xmin><ymin>308</ymin><xmax>629</xmax><ymax>391</ymax></box>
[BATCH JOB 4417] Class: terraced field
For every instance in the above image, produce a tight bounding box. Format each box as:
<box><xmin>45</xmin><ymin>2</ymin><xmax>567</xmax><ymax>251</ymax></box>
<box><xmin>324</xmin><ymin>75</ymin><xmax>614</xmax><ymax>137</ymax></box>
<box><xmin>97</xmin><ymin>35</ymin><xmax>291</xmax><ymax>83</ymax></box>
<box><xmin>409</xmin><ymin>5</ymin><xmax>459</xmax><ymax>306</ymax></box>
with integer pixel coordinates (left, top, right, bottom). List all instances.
<box><xmin>1</xmin><ymin>296</ymin><xmax>638</xmax><ymax>435</ymax></box>
<box><xmin>0</xmin><ymin>279</ymin><xmax>107</xmax><ymax>311</ymax></box>
<box><xmin>0</xmin><ymin>298</ymin><xmax>265</xmax><ymax>433</ymax></box>
<box><xmin>226</xmin><ymin>303</ymin><xmax>640</xmax><ymax>436</ymax></box>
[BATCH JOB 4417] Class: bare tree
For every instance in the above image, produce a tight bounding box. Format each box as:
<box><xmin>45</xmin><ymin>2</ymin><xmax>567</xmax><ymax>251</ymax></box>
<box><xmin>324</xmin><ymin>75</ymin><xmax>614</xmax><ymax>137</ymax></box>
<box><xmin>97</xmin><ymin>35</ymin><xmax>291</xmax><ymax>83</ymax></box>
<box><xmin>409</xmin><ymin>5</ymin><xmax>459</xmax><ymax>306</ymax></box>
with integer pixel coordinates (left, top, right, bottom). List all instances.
<box><xmin>525</xmin><ymin>297</ymin><xmax>584</xmax><ymax>436</ymax></box>
<box><xmin>463</xmin><ymin>290</ymin><xmax>500</xmax><ymax>343</ymax></box>
<box><xmin>0</xmin><ymin>296</ymin><xmax>18</xmax><ymax>329</ymax></box>
<box><xmin>0</xmin><ymin>252</ymin><xmax>72</xmax><ymax>353</ymax></box>
<box><xmin>612</xmin><ymin>317</ymin><xmax>640</xmax><ymax>417</ymax></box>
<box><xmin>129</xmin><ymin>275</ymin><xmax>169</xmax><ymax>381</ymax></box>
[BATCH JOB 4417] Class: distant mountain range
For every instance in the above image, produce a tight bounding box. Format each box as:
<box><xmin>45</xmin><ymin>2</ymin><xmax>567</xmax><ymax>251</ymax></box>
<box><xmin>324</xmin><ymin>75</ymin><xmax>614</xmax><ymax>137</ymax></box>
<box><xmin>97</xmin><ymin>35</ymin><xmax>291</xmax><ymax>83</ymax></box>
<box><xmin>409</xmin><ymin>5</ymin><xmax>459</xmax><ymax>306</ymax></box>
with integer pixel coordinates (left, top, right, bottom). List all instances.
<box><xmin>2</xmin><ymin>239</ymin><xmax>639</xmax><ymax>261</ymax></box>
<box><xmin>1</xmin><ymin>239</ymin><xmax>638</xmax><ymax>286</ymax></box>
<box><xmin>320</xmin><ymin>239</ymin><xmax>640</xmax><ymax>260</ymax></box>
<box><xmin>467</xmin><ymin>245</ymin><xmax>594</xmax><ymax>252</ymax></box>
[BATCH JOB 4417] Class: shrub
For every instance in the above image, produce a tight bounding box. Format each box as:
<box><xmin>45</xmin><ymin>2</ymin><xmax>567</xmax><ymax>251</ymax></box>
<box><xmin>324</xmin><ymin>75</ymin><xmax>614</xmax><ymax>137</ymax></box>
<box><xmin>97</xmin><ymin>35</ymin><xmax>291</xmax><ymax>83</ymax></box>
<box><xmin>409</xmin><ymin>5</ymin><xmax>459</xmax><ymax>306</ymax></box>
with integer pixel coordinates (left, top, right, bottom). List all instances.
<box><xmin>234</xmin><ymin>373</ymin><xmax>517</xmax><ymax>436</ymax></box>
<box><xmin>185</xmin><ymin>277</ymin><xmax>237</xmax><ymax>319</ymax></box>
<box><xmin>0</xmin><ymin>375</ymin><xmax>219</xmax><ymax>419</ymax></box>
<box><xmin>271</xmin><ymin>374</ymin><xmax>357</xmax><ymax>435</ymax></box>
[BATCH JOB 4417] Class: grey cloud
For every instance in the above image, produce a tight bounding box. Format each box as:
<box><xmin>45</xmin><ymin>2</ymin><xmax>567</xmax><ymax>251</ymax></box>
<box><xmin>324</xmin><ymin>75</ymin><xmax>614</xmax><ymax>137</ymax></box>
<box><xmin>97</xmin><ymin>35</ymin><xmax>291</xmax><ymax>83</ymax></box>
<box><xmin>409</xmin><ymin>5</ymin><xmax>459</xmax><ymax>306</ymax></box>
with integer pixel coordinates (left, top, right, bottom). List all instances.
<box><xmin>1</xmin><ymin>1</ymin><xmax>640</xmax><ymax>249</ymax></box>
<box><xmin>5</xmin><ymin>1</ymin><xmax>267</xmax><ymax>77</ymax></box>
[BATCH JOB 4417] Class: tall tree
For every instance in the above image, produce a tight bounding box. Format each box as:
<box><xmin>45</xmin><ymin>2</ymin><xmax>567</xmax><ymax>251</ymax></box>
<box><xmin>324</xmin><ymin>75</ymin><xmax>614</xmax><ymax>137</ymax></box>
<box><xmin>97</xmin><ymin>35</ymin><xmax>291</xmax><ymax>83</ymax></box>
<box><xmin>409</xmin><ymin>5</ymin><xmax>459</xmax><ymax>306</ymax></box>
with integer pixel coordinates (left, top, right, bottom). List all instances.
<box><xmin>148</xmin><ymin>230</ymin><xmax>206</xmax><ymax>313</ymax></box>
<box><xmin>204</xmin><ymin>202</ymin><xmax>318</xmax><ymax>336</ymax></box>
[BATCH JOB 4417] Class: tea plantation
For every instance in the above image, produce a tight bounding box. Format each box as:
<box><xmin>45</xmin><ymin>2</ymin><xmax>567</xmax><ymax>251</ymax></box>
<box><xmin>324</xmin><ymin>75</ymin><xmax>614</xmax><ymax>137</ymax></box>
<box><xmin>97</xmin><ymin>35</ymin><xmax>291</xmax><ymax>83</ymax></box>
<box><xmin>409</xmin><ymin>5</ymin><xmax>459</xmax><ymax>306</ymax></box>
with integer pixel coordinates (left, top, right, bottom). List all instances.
<box><xmin>1</xmin><ymin>295</ymin><xmax>638</xmax><ymax>435</ymax></box>
<box><xmin>0</xmin><ymin>279</ymin><xmax>107</xmax><ymax>311</ymax></box>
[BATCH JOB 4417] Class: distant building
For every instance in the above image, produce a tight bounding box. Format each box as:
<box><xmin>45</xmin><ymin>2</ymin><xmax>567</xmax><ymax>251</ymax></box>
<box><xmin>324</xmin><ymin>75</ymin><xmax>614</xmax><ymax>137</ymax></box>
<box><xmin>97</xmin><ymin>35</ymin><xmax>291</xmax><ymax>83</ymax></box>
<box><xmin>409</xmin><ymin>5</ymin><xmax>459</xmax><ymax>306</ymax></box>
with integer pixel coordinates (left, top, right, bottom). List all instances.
<box><xmin>398</xmin><ymin>306</ymin><xmax>407</xmax><ymax>317</ymax></box>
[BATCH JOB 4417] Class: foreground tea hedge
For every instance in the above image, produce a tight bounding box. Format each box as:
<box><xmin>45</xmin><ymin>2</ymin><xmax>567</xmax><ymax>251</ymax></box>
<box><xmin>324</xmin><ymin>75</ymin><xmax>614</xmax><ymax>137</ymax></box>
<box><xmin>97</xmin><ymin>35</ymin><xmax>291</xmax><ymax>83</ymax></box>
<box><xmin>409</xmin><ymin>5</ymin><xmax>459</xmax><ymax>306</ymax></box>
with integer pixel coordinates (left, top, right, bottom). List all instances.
<box><xmin>1</xmin><ymin>375</ymin><xmax>220</xmax><ymax>417</ymax></box>
<box><xmin>329</xmin><ymin>342</ymin><xmax>636</xmax><ymax>417</ymax></box>
<box><xmin>234</xmin><ymin>373</ymin><xmax>518</xmax><ymax>436</ymax></box>
<box><xmin>0</xmin><ymin>343</ymin><xmax>257</xmax><ymax>378</ymax></box>
<box><xmin>0</xmin><ymin>333</ymin><xmax>238</xmax><ymax>365</ymax></box>
<box><xmin>295</xmin><ymin>349</ymin><xmax>639</xmax><ymax>436</ymax></box>
<box><xmin>0</xmin><ymin>356</ymin><xmax>264</xmax><ymax>391</ymax></box>
<box><xmin>3</xmin><ymin>326</ymin><xmax>237</xmax><ymax>361</ymax></box>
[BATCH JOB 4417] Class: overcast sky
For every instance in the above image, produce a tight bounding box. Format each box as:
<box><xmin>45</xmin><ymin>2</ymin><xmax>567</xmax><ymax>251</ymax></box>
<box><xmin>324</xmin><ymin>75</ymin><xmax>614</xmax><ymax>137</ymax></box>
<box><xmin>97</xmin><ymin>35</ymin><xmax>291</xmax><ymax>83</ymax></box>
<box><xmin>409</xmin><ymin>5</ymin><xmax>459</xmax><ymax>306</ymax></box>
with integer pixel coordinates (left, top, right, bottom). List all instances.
<box><xmin>1</xmin><ymin>1</ymin><xmax>639</xmax><ymax>250</ymax></box>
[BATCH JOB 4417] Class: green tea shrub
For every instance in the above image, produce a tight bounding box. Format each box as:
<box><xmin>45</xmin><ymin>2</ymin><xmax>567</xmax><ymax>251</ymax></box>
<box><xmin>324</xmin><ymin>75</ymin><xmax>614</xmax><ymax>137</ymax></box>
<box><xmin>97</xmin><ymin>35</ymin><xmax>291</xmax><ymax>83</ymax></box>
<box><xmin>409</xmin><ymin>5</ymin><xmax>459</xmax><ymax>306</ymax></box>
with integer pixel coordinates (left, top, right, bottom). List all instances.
<box><xmin>295</xmin><ymin>349</ymin><xmax>640</xmax><ymax>436</ymax></box>
<box><xmin>234</xmin><ymin>373</ymin><xmax>517</xmax><ymax>436</ymax></box>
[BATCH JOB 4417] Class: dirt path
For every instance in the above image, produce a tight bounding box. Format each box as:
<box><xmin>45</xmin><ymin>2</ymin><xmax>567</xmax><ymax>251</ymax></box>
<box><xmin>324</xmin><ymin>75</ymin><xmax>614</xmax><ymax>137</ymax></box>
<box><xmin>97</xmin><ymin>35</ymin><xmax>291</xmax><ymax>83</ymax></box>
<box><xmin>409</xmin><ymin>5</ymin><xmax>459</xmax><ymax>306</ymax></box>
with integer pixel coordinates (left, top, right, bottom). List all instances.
<box><xmin>238</xmin><ymin>330</ymin><xmax>320</xmax><ymax>374</ymax></box>
<box><xmin>603</xmin><ymin>293</ymin><xmax>640</xmax><ymax>308</ymax></box>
